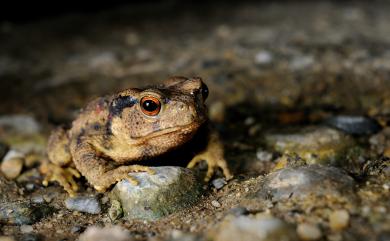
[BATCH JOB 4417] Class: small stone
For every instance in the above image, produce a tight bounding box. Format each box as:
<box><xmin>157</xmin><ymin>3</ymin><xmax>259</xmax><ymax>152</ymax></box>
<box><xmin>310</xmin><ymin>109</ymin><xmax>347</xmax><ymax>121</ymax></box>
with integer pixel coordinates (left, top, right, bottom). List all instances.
<box><xmin>297</xmin><ymin>223</ymin><xmax>322</xmax><ymax>240</ymax></box>
<box><xmin>265</xmin><ymin>126</ymin><xmax>354</xmax><ymax>165</ymax></box>
<box><xmin>20</xmin><ymin>225</ymin><xmax>33</xmax><ymax>233</ymax></box>
<box><xmin>31</xmin><ymin>195</ymin><xmax>44</xmax><ymax>204</ymax></box>
<box><xmin>211</xmin><ymin>200</ymin><xmax>221</xmax><ymax>208</ymax></box>
<box><xmin>71</xmin><ymin>225</ymin><xmax>83</xmax><ymax>234</ymax></box>
<box><xmin>229</xmin><ymin>206</ymin><xmax>249</xmax><ymax>216</ymax></box>
<box><xmin>212</xmin><ymin>178</ymin><xmax>227</xmax><ymax>190</ymax></box>
<box><xmin>329</xmin><ymin>210</ymin><xmax>350</xmax><ymax>231</ymax></box>
<box><xmin>1</xmin><ymin>157</ymin><xmax>24</xmax><ymax>179</ymax></box>
<box><xmin>325</xmin><ymin>115</ymin><xmax>381</xmax><ymax>135</ymax></box>
<box><xmin>290</xmin><ymin>55</ymin><xmax>314</xmax><ymax>70</ymax></box>
<box><xmin>79</xmin><ymin>226</ymin><xmax>131</xmax><ymax>241</ymax></box>
<box><xmin>110</xmin><ymin>166</ymin><xmax>201</xmax><ymax>220</ymax></box>
<box><xmin>254</xmin><ymin>51</ymin><xmax>273</xmax><ymax>65</ymax></box>
<box><xmin>25</xmin><ymin>183</ymin><xmax>34</xmax><ymax>191</ymax></box>
<box><xmin>252</xmin><ymin>165</ymin><xmax>356</xmax><ymax>207</ymax></box>
<box><xmin>65</xmin><ymin>196</ymin><xmax>101</xmax><ymax>214</ymax></box>
<box><xmin>0</xmin><ymin>115</ymin><xmax>41</xmax><ymax>135</ymax></box>
<box><xmin>256</xmin><ymin>149</ymin><xmax>273</xmax><ymax>162</ymax></box>
<box><xmin>211</xmin><ymin>215</ymin><xmax>298</xmax><ymax>241</ymax></box>
<box><xmin>108</xmin><ymin>200</ymin><xmax>123</xmax><ymax>221</ymax></box>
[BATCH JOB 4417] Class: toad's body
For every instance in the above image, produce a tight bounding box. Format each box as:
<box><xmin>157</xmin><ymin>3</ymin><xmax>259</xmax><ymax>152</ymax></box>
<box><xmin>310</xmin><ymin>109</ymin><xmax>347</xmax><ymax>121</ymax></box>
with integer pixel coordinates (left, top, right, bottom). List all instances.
<box><xmin>42</xmin><ymin>77</ymin><xmax>232</xmax><ymax>196</ymax></box>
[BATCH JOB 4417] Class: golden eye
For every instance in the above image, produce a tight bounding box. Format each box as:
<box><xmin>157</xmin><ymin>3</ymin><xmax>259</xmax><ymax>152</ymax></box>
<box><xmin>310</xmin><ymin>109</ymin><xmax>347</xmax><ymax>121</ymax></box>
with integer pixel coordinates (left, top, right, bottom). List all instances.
<box><xmin>140</xmin><ymin>96</ymin><xmax>161</xmax><ymax>116</ymax></box>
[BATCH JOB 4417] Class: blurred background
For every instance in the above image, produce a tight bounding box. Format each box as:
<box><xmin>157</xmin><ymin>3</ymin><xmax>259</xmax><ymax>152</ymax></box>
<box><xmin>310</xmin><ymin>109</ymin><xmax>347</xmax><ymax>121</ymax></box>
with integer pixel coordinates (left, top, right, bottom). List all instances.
<box><xmin>0</xmin><ymin>0</ymin><xmax>389</xmax><ymax>126</ymax></box>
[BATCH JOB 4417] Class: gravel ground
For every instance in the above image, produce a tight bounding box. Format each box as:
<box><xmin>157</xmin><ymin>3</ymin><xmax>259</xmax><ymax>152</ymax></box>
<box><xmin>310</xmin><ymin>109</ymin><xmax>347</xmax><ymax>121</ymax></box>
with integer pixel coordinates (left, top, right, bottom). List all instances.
<box><xmin>0</xmin><ymin>1</ymin><xmax>389</xmax><ymax>241</ymax></box>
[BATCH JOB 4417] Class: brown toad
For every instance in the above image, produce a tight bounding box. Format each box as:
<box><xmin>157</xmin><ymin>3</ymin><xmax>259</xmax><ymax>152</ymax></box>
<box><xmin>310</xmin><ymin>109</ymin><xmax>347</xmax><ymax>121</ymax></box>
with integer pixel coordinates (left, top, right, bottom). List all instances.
<box><xmin>41</xmin><ymin>77</ymin><xmax>232</xmax><ymax>196</ymax></box>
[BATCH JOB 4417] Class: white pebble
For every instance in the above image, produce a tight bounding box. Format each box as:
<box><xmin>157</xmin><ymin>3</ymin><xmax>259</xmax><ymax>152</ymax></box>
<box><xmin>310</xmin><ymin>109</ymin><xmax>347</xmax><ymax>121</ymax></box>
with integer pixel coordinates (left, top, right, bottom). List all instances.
<box><xmin>211</xmin><ymin>200</ymin><xmax>221</xmax><ymax>208</ymax></box>
<box><xmin>20</xmin><ymin>225</ymin><xmax>33</xmax><ymax>233</ymax></box>
<box><xmin>297</xmin><ymin>223</ymin><xmax>322</xmax><ymax>240</ymax></box>
<box><xmin>329</xmin><ymin>210</ymin><xmax>350</xmax><ymax>231</ymax></box>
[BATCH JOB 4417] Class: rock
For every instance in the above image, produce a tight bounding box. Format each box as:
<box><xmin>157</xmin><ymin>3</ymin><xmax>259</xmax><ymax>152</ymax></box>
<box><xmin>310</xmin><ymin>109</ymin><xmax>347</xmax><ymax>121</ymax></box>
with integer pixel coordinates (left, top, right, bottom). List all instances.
<box><xmin>0</xmin><ymin>115</ymin><xmax>41</xmax><ymax>135</ymax></box>
<box><xmin>254</xmin><ymin>51</ymin><xmax>273</xmax><ymax>65</ymax></box>
<box><xmin>79</xmin><ymin>226</ymin><xmax>132</xmax><ymax>241</ymax></box>
<box><xmin>256</xmin><ymin>149</ymin><xmax>273</xmax><ymax>162</ymax></box>
<box><xmin>211</xmin><ymin>200</ymin><xmax>221</xmax><ymax>208</ymax></box>
<box><xmin>110</xmin><ymin>166</ymin><xmax>201</xmax><ymax>220</ymax></box>
<box><xmin>1</xmin><ymin>150</ymin><xmax>24</xmax><ymax>179</ymax></box>
<box><xmin>329</xmin><ymin>210</ymin><xmax>350</xmax><ymax>231</ymax></box>
<box><xmin>210</xmin><ymin>214</ymin><xmax>298</xmax><ymax>241</ymax></box>
<box><xmin>71</xmin><ymin>225</ymin><xmax>83</xmax><ymax>234</ymax></box>
<box><xmin>297</xmin><ymin>223</ymin><xmax>322</xmax><ymax>240</ymax></box>
<box><xmin>212</xmin><ymin>178</ymin><xmax>227</xmax><ymax>190</ymax></box>
<box><xmin>108</xmin><ymin>200</ymin><xmax>123</xmax><ymax>221</ymax></box>
<box><xmin>0</xmin><ymin>201</ymin><xmax>54</xmax><ymax>225</ymax></box>
<box><xmin>0</xmin><ymin>115</ymin><xmax>46</xmax><ymax>154</ymax></box>
<box><xmin>325</xmin><ymin>115</ymin><xmax>381</xmax><ymax>135</ymax></box>
<box><xmin>20</xmin><ymin>225</ymin><xmax>33</xmax><ymax>233</ymax></box>
<box><xmin>252</xmin><ymin>165</ymin><xmax>356</xmax><ymax>205</ymax></box>
<box><xmin>65</xmin><ymin>196</ymin><xmax>101</xmax><ymax>214</ymax></box>
<box><xmin>265</xmin><ymin>126</ymin><xmax>354</xmax><ymax>165</ymax></box>
<box><xmin>229</xmin><ymin>206</ymin><xmax>249</xmax><ymax>216</ymax></box>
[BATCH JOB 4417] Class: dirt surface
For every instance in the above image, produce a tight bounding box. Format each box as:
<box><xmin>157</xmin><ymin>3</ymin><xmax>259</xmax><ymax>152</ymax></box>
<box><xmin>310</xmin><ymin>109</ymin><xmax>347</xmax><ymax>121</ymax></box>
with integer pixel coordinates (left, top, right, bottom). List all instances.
<box><xmin>0</xmin><ymin>1</ymin><xmax>389</xmax><ymax>241</ymax></box>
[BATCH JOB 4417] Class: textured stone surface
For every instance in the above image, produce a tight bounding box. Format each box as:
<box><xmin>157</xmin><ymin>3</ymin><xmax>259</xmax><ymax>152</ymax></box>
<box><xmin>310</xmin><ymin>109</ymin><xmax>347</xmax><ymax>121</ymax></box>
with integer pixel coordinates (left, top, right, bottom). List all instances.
<box><xmin>253</xmin><ymin>165</ymin><xmax>356</xmax><ymax>204</ymax></box>
<box><xmin>265</xmin><ymin>126</ymin><xmax>354</xmax><ymax>165</ymax></box>
<box><xmin>210</xmin><ymin>214</ymin><xmax>298</xmax><ymax>241</ymax></box>
<box><xmin>65</xmin><ymin>196</ymin><xmax>101</xmax><ymax>214</ymax></box>
<box><xmin>110</xmin><ymin>166</ymin><xmax>201</xmax><ymax>220</ymax></box>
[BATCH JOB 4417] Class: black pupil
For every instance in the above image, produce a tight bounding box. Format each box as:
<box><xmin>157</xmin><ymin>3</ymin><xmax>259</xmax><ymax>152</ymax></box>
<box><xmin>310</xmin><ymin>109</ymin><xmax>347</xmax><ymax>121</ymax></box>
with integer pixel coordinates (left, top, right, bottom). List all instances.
<box><xmin>143</xmin><ymin>100</ymin><xmax>158</xmax><ymax>112</ymax></box>
<box><xmin>201</xmin><ymin>83</ymin><xmax>209</xmax><ymax>100</ymax></box>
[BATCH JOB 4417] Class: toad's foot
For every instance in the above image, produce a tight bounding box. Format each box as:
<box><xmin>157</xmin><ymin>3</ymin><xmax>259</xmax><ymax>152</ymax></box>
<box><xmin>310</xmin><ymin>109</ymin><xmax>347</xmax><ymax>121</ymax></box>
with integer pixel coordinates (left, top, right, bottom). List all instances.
<box><xmin>93</xmin><ymin>165</ymin><xmax>155</xmax><ymax>192</ymax></box>
<box><xmin>40</xmin><ymin>162</ymin><xmax>80</xmax><ymax>197</ymax></box>
<box><xmin>187</xmin><ymin>133</ymin><xmax>233</xmax><ymax>182</ymax></box>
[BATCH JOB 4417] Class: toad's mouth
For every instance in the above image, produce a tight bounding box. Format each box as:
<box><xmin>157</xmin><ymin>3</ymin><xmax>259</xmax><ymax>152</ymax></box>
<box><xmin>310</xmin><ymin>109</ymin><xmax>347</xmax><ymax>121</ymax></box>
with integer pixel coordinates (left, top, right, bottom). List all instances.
<box><xmin>131</xmin><ymin>121</ymin><xmax>205</xmax><ymax>141</ymax></box>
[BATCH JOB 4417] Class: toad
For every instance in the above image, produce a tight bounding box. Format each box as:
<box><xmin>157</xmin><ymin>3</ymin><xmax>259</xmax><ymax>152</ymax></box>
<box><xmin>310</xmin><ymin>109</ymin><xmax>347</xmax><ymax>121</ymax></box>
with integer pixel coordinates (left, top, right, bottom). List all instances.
<box><xmin>41</xmin><ymin>76</ymin><xmax>232</xmax><ymax>196</ymax></box>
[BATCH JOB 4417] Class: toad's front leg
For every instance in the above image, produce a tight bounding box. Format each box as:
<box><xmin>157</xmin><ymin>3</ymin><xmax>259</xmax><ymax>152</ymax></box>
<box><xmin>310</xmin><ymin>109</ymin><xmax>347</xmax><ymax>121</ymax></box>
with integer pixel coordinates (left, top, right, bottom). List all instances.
<box><xmin>187</xmin><ymin>131</ymin><xmax>233</xmax><ymax>181</ymax></box>
<box><xmin>71</xmin><ymin>142</ymin><xmax>155</xmax><ymax>192</ymax></box>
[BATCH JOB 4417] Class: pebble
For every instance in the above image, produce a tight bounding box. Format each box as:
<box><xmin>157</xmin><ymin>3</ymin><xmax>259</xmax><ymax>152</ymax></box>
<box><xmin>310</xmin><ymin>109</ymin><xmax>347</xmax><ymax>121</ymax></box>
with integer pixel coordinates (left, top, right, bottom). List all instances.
<box><xmin>110</xmin><ymin>166</ymin><xmax>201</xmax><ymax>220</ymax></box>
<box><xmin>297</xmin><ymin>223</ymin><xmax>322</xmax><ymax>240</ymax></box>
<box><xmin>211</xmin><ymin>215</ymin><xmax>298</xmax><ymax>241</ymax></box>
<box><xmin>65</xmin><ymin>196</ymin><xmax>101</xmax><ymax>214</ymax></box>
<box><xmin>265</xmin><ymin>126</ymin><xmax>354</xmax><ymax>165</ymax></box>
<box><xmin>229</xmin><ymin>206</ymin><xmax>249</xmax><ymax>216</ymax></box>
<box><xmin>0</xmin><ymin>115</ymin><xmax>41</xmax><ymax>135</ymax></box>
<box><xmin>1</xmin><ymin>155</ymin><xmax>24</xmax><ymax>179</ymax></box>
<box><xmin>329</xmin><ymin>210</ymin><xmax>350</xmax><ymax>231</ymax></box>
<box><xmin>254</xmin><ymin>165</ymin><xmax>356</xmax><ymax>204</ymax></box>
<box><xmin>256</xmin><ymin>149</ymin><xmax>273</xmax><ymax>162</ymax></box>
<box><xmin>325</xmin><ymin>115</ymin><xmax>381</xmax><ymax>135</ymax></box>
<box><xmin>254</xmin><ymin>51</ymin><xmax>273</xmax><ymax>65</ymax></box>
<box><xmin>71</xmin><ymin>225</ymin><xmax>83</xmax><ymax>234</ymax></box>
<box><xmin>20</xmin><ymin>225</ymin><xmax>33</xmax><ymax>233</ymax></box>
<box><xmin>211</xmin><ymin>200</ymin><xmax>221</xmax><ymax>208</ymax></box>
<box><xmin>212</xmin><ymin>178</ymin><xmax>227</xmax><ymax>190</ymax></box>
<box><xmin>290</xmin><ymin>55</ymin><xmax>314</xmax><ymax>70</ymax></box>
<box><xmin>79</xmin><ymin>226</ymin><xmax>131</xmax><ymax>241</ymax></box>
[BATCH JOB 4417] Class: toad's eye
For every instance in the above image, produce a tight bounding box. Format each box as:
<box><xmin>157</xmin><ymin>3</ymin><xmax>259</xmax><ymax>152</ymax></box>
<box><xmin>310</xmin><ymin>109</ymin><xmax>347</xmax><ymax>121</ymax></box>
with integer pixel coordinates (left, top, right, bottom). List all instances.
<box><xmin>201</xmin><ymin>82</ymin><xmax>209</xmax><ymax>100</ymax></box>
<box><xmin>140</xmin><ymin>96</ymin><xmax>161</xmax><ymax>116</ymax></box>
